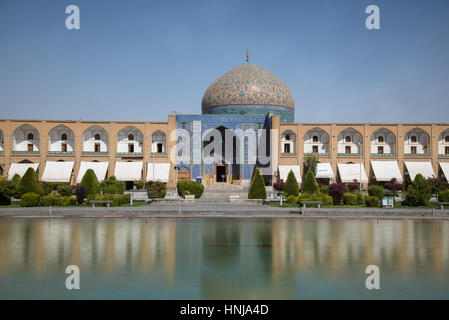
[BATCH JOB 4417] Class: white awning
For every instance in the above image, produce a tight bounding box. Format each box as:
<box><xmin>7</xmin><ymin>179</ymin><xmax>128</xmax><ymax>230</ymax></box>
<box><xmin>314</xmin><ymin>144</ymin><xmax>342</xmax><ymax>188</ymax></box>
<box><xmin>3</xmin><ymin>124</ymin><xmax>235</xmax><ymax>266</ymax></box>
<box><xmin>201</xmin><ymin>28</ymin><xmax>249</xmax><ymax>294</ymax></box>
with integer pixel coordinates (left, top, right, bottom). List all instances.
<box><xmin>114</xmin><ymin>161</ymin><xmax>143</xmax><ymax>181</ymax></box>
<box><xmin>8</xmin><ymin>163</ymin><xmax>39</xmax><ymax>179</ymax></box>
<box><xmin>315</xmin><ymin>163</ymin><xmax>334</xmax><ymax>179</ymax></box>
<box><xmin>371</xmin><ymin>161</ymin><xmax>403</xmax><ymax>182</ymax></box>
<box><xmin>440</xmin><ymin>162</ymin><xmax>449</xmax><ymax>182</ymax></box>
<box><xmin>337</xmin><ymin>163</ymin><xmax>368</xmax><ymax>183</ymax></box>
<box><xmin>278</xmin><ymin>165</ymin><xmax>302</xmax><ymax>183</ymax></box>
<box><xmin>146</xmin><ymin>163</ymin><xmax>171</xmax><ymax>182</ymax></box>
<box><xmin>41</xmin><ymin>161</ymin><xmax>74</xmax><ymax>183</ymax></box>
<box><xmin>404</xmin><ymin>161</ymin><xmax>435</xmax><ymax>181</ymax></box>
<box><xmin>77</xmin><ymin>162</ymin><xmax>109</xmax><ymax>183</ymax></box>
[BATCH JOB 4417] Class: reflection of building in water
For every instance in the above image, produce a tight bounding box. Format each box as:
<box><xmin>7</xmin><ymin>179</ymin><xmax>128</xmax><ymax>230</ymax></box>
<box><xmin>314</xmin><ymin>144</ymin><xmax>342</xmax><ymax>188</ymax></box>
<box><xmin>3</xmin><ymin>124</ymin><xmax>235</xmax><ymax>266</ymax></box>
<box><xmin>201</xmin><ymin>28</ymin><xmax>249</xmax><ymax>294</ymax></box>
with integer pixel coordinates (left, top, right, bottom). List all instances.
<box><xmin>0</xmin><ymin>219</ymin><xmax>177</xmax><ymax>282</ymax></box>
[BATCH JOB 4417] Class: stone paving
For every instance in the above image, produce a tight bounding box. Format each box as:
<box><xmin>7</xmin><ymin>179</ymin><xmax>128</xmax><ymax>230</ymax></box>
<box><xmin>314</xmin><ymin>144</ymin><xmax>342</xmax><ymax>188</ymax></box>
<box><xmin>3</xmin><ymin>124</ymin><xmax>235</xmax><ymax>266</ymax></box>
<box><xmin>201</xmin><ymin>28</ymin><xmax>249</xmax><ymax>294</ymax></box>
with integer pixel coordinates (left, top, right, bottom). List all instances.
<box><xmin>1</xmin><ymin>202</ymin><xmax>449</xmax><ymax>219</ymax></box>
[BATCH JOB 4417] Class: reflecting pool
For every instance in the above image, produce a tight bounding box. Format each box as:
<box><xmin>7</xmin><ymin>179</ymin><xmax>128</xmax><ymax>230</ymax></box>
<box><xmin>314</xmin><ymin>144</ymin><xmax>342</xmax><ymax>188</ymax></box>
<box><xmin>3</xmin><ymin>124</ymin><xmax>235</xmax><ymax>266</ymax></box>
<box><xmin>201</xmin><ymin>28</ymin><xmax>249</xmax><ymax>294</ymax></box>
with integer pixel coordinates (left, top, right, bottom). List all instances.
<box><xmin>0</xmin><ymin>218</ymin><xmax>448</xmax><ymax>299</ymax></box>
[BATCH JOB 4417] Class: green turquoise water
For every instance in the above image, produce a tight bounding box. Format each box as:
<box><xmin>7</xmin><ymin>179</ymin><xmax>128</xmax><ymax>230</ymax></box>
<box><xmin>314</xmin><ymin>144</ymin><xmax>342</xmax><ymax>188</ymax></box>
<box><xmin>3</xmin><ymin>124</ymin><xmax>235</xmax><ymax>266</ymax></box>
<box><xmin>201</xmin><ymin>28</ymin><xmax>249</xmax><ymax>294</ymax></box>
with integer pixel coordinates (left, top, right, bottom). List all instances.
<box><xmin>0</xmin><ymin>218</ymin><xmax>448</xmax><ymax>299</ymax></box>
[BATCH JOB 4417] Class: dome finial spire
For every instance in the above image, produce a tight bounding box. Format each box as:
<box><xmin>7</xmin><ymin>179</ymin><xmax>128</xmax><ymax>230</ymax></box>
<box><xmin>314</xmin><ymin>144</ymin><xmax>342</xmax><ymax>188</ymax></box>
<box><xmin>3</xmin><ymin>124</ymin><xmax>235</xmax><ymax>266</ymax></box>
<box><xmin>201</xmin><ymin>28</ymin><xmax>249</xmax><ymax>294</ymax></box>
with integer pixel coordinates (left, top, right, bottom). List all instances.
<box><xmin>246</xmin><ymin>49</ymin><xmax>249</xmax><ymax>63</ymax></box>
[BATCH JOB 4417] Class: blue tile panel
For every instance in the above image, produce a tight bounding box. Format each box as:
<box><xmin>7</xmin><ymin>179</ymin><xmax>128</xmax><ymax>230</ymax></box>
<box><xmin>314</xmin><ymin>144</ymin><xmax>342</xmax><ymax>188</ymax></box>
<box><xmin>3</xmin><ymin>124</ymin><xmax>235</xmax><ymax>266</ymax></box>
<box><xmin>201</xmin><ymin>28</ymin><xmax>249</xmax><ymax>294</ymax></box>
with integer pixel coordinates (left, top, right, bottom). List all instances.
<box><xmin>202</xmin><ymin>104</ymin><xmax>294</xmax><ymax>123</ymax></box>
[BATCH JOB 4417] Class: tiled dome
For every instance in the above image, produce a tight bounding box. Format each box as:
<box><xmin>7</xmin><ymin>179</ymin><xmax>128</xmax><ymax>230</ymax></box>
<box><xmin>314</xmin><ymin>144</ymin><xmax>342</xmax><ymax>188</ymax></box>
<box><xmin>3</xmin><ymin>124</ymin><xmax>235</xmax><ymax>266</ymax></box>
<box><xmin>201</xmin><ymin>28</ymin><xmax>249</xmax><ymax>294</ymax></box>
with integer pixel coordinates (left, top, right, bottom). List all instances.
<box><xmin>201</xmin><ymin>63</ymin><xmax>295</xmax><ymax>112</ymax></box>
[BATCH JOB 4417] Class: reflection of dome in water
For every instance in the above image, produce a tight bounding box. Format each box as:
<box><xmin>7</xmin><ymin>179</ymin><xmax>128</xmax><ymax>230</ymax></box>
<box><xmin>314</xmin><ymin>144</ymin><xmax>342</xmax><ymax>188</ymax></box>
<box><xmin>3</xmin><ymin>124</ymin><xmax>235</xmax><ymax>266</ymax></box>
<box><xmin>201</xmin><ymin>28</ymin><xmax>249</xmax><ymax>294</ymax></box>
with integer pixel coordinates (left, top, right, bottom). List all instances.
<box><xmin>201</xmin><ymin>62</ymin><xmax>295</xmax><ymax>123</ymax></box>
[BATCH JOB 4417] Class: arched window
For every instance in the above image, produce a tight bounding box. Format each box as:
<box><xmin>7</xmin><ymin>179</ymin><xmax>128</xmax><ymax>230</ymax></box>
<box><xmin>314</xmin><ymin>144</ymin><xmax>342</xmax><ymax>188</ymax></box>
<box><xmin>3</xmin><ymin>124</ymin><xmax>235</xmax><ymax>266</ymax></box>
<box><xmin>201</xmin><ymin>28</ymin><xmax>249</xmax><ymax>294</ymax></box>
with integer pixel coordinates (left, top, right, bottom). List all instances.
<box><xmin>312</xmin><ymin>136</ymin><xmax>319</xmax><ymax>143</ymax></box>
<box><xmin>27</xmin><ymin>133</ymin><xmax>34</xmax><ymax>140</ymax></box>
<box><xmin>445</xmin><ymin>136</ymin><xmax>449</xmax><ymax>143</ymax></box>
<box><xmin>61</xmin><ymin>133</ymin><xmax>68</xmax><ymax>141</ymax></box>
<box><xmin>378</xmin><ymin>136</ymin><xmax>384</xmax><ymax>143</ymax></box>
<box><xmin>128</xmin><ymin>134</ymin><xmax>134</xmax><ymax>141</ymax></box>
<box><xmin>345</xmin><ymin>136</ymin><xmax>351</xmax><ymax>143</ymax></box>
<box><xmin>411</xmin><ymin>136</ymin><xmax>417</xmax><ymax>143</ymax></box>
<box><xmin>94</xmin><ymin>133</ymin><xmax>101</xmax><ymax>141</ymax></box>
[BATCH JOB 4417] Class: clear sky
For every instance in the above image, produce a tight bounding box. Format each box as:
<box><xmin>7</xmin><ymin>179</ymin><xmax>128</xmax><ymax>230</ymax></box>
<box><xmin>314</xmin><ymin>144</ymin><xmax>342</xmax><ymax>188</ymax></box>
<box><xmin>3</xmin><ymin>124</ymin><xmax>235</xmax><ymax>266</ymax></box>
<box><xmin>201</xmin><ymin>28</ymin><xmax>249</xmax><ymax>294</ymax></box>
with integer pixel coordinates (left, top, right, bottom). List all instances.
<box><xmin>1</xmin><ymin>0</ymin><xmax>448</xmax><ymax>123</ymax></box>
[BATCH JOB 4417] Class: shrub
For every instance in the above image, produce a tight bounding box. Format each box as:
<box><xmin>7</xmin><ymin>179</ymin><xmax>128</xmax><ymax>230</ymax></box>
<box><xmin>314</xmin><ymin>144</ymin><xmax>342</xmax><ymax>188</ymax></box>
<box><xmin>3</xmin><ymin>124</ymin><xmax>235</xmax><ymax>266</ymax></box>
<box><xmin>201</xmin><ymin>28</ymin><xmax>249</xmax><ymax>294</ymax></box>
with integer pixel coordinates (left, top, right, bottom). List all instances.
<box><xmin>177</xmin><ymin>180</ymin><xmax>204</xmax><ymax>198</ymax></box>
<box><xmin>427</xmin><ymin>177</ymin><xmax>448</xmax><ymax>197</ymax></box>
<box><xmin>74</xmin><ymin>185</ymin><xmax>88</xmax><ymax>204</ymax></box>
<box><xmin>19</xmin><ymin>168</ymin><xmax>43</xmax><ymax>196</ymax></box>
<box><xmin>322</xmin><ymin>194</ymin><xmax>333</xmax><ymax>206</ymax></box>
<box><xmin>57</xmin><ymin>185</ymin><xmax>73</xmax><ymax>196</ymax></box>
<box><xmin>286</xmin><ymin>195</ymin><xmax>298</xmax><ymax>204</ymax></box>
<box><xmin>40</xmin><ymin>194</ymin><xmax>64</xmax><ymax>206</ymax></box>
<box><xmin>384</xmin><ymin>181</ymin><xmax>403</xmax><ymax>196</ymax></box>
<box><xmin>298</xmin><ymin>192</ymin><xmax>333</xmax><ymax>206</ymax></box>
<box><xmin>405</xmin><ymin>174</ymin><xmax>432</xmax><ymax>207</ymax></box>
<box><xmin>356</xmin><ymin>191</ymin><xmax>365</xmax><ymax>205</ymax></box>
<box><xmin>146</xmin><ymin>181</ymin><xmax>167</xmax><ymax>199</ymax></box>
<box><xmin>343</xmin><ymin>193</ymin><xmax>358</xmax><ymax>205</ymax></box>
<box><xmin>134</xmin><ymin>180</ymin><xmax>144</xmax><ymax>190</ymax></box>
<box><xmin>302</xmin><ymin>169</ymin><xmax>318</xmax><ymax>194</ymax></box>
<box><xmin>284</xmin><ymin>170</ymin><xmax>299</xmax><ymax>197</ymax></box>
<box><xmin>319</xmin><ymin>185</ymin><xmax>329</xmax><ymax>194</ymax></box>
<box><xmin>248</xmin><ymin>168</ymin><xmax>267</xmax><ymax>199</ymax></box>
<box><xmin>366</xmin><ymin>196</ymin><xmax>380</xmax><ymax>207</ymax></box>
<box><xmin>273</xmin><ymin>181</ymin><xmax>285</xmax><ymax>192</ymax></box>
<box><xmin>0</xmin><ymin>187</ymin><xmax>11</xmax><ymax>205</ymax></box>
<box><xmin>101</xmin><ymin>176</ymin><xmax>125</xmax><ymax>195</ymax></box>
<box><xmin>438</xmin><ymin>190</ymin><xmax>449</xmax><ymax>202</ymax></box>
<box><xmin>80</xmin><ymin>169</ymin><xmax>100</xmax><ymax>196</ymax></box>
<box><xmin>11</xmin><ymin>174</ymin><xmax>21</xmax><ymax>185</ymax></box>
<box><xmin>93</xmin><ymin>194</ymin><xmax>130</xmax><ymax>206</ymax></box>
<box><xmin>346</xmin><ymin>182</ymin><xmax>360</xmax><ymax>192</ymax></box>
<box><xmin>20</xmin><ymin>192</ymin><xmax>41</xmax><ymax>207</ymax></box>
<box><xmin>0</xmin><ymin>179</ymin><xmax>21</xmax><ymax>200</ymax></box>
<box><xmin>368</xmin><ymin>185</ymin><xmax>385</xmax><ymax>200</ymax></box>
<box><xmin>328</xmin><ymin>183</ymin><xmax>345</xmax><ymax>205</ymax></box>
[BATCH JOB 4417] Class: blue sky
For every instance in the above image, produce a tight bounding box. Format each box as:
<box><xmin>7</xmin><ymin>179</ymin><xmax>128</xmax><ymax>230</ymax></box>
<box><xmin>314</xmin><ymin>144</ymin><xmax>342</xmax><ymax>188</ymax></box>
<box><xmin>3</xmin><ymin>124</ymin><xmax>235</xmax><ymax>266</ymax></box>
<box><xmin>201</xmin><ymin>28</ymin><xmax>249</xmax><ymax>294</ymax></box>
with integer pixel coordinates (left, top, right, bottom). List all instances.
<box><xmin>1</xmin><ymin>0</ymin><xmax>448</xmax><ymax>123</ymax></box>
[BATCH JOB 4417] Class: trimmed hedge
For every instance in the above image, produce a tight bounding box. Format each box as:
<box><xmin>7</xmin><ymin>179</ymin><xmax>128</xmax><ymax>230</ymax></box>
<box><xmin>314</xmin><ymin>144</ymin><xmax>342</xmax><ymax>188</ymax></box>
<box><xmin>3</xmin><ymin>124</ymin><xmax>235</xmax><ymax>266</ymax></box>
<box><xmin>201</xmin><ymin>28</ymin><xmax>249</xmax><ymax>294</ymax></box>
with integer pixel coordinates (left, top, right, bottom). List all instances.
<box><xmin>20</xmin><ymin>192</ymin><xmax>41</xmax><ymax>207</ymax></box>
<box><xmin>101</xmin><ymin>176</ymin><xmax>125</xmax><ymax>194</ymax></box>
<box><xmin>343</xmin><ymin>193</ymin><xmax>358</xmax><ymax>205</ymax></box>
<box><xmin>146</xmin><ymin>181</ymin><xmax>167</xmax><ymax>199</ymax></box>
<box><xmin>284</xmin><ymin>170</ymin><xmax>299</xmax><ymax>197</ymax></box>
<box><xmin>177</xmin><ymin>180</ymin><xmax>204</xmax><ymax>198</ymax></box>
<box><xmin>248</xmin><ymin>168</ymin><xmax>267</xmax><ymax>199</ymax></box>
<box><xmin>298</xmin><ymin>192</ymin><xmax>333</xmax><ymax>206</ymax></box>
<box><xmin>57</xmin><ymin>185</ymin><xmax>73</xmax><ymax>196</ymax></box>
<box><xmin>92</xmin><ymin>194</ymin><xmax>131</xmax><ymax>206</ymax></box>
<box><xmin>40</xmin><ymin>194</ymin><xmax>77</xmax><ymax>206</ymax></box>
<box><xmin>366</xmin><ymin>196</ymin><xmax>380</xmax><ymax>207</ymax></box>
<box><xmin>286</xmin><ymin>195</ymin><xmax>298</xmax><ymax>204</ymax></box>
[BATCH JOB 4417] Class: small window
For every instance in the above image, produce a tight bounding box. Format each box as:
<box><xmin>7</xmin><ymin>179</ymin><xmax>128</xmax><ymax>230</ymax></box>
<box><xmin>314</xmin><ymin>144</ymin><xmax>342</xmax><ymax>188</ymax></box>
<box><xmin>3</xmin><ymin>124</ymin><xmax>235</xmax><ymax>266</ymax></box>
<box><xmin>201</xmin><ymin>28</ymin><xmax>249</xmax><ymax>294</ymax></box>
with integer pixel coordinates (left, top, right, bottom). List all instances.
<box><xmin>378</xmin><ymin>146</ymin><xmax>384</xmax><ymax>154</ymax></box>
<box><xmin>378</xmin><ymin>136</ymin><xmax>384</xmax><ymax>143</ymax></box>
<box><xmin>411</xmin><ymin>146</ymin><xmax>417</xmax><ymax>154</ymax></box>
<box><xmin>27</xmin><ymin>144</ymin><xmax>33</xmax><ymax>152</ymax></box>
<box><xmin>61</xmin><ymin>133</ymin><xmax>68</xmax><ymax>141</ymax></box>
<box><xmin>157</xmin><ymin>143</ymin><xmax>163</xmax><ymax>153</ymax></box>
<box><xmin>94</xmin><ymin>143</ymin><xmax>100</xmax><ymax>152</ymax></box>
<box><xmin>446</xmin><ymin>146</ymin><xmax>449</xmax><ymax>155</ymax></box>
<box><xmin>312</xmin><ymin>145</ymin><xmax>318</xmax><ymax>153</ymax></box>
<box><xmin>345</xmin><ymin>146</ymin><xmax>351</xmax><ymax>154</ymax></box>
<box><xmin>312</xmin><ymin>136</ymin><xmax>319</xmax><ymax>143</ymax></box>
<box><xmin>128</xmin><ymin>144</ymin><xmax>134</xmax><ymax>153</ymax></box>
<box><xmin>27</xmin><ymin>133</ymin><xmax>34</xmax><ymax>140</ymax></box>
<box><xmin>445</xmin><ymin>136</ymin><xmax>449</xmax><ymax>143</ymax></box>
<box><xmin>411</xmin><ymin>136</ymin><xmax>417</xmax><ymax>143</ymax></box>
<box><xmin>345</xmin><ymin>136</ymin><xmax>351</xmax><ymax>143</ymax></box>
<box><xmin>285</xmin><ymin>134</ymin><xmax>290</xmax><ymax>141</ymax></box>
<box><xmin>94</xmin><ymin>134</ymin><xmax>101</xmax><ymax>141</ymax></box>
<box><xmin>128</xmin><ymin>134</ymin><xmax>134</xmax><ymax>141</ymax></box>
<box><xmin>61</xmin><ymin>143</ymin><xmax>67</xmax><ymax>152</ymax></box>
<box><xmin>284</xmin><ymin>144</ymin><xmax>291</xmax><ymax>154</ymax></box>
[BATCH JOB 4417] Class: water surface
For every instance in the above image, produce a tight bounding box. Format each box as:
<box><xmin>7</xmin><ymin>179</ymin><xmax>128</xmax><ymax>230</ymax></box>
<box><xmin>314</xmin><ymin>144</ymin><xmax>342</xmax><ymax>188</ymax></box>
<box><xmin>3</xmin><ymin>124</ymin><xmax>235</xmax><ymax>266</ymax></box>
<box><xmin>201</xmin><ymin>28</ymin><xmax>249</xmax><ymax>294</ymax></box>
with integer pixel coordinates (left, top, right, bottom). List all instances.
<box><xmin>0</xmin><ymin>217</ymin><xmax>448</xmax><ymax>299</ymax></box>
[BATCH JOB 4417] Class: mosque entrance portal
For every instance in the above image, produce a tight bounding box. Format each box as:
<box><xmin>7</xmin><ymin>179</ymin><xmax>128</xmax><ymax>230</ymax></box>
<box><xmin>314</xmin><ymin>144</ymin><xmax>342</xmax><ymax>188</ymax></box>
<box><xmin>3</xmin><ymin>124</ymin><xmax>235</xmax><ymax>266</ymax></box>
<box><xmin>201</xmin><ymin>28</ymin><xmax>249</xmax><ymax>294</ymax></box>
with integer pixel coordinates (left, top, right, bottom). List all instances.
<box><xmin>216</xmin><ymin>165</ymin><xmax>227</xmax><ymax>183</ymax></box>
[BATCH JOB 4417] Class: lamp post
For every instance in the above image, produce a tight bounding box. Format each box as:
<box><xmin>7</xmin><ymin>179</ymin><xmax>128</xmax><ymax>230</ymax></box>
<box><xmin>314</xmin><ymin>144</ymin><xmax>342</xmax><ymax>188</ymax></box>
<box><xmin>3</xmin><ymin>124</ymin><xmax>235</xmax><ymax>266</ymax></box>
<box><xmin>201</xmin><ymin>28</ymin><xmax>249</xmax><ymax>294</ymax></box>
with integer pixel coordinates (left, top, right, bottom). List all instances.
<box><xmin>358</xmin><ymin>142</ymin><xmax>362</xmax><ymax>194</ymax></box>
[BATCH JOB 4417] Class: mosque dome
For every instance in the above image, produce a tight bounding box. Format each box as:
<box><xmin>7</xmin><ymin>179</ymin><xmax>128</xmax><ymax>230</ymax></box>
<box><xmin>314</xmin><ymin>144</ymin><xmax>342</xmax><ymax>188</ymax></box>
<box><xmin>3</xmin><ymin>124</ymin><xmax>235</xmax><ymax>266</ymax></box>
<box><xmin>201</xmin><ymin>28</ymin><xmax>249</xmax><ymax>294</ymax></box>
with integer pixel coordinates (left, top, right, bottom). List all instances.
<box><xmin>201</xmin><ymin>62</ymin><xmax>295</xmax><ymax>123</ymax></box>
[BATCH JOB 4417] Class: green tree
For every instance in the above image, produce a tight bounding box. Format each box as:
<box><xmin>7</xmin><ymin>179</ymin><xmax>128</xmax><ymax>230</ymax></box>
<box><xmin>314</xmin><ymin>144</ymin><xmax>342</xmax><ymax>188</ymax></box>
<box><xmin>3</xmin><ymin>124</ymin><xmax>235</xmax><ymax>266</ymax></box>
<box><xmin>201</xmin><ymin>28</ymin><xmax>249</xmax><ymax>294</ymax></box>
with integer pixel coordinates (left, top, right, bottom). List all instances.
<box><xmin>19</xmin><ymin>168</ymin><xmax>42</xmax><ymax>196</ymax></box>
<box><xmin>101</xmin><ymin>176</ymin><xmax>125</xmax><ymax>194</ymax></box>
<box><xmin>11</xmin><ymin>174</ymin><xmax>21</xmax><ymax>185</ymax></box>
<box><xmin>302</xmin><ymin>169</ymin><xmax>319</xmax><ymax>194</ymax></box>
<box><xmin>406</xmin><ymin>174</ymin><xmax>432</xmax><ymax>206</ymax></box>
<box><xmin>303</xmin><ymin>154</ymin><xmax>318</xmax><ymax>175</ymax></box>
<box><xmin>80</xmin><ymin>169</ymin><xmax>100</xmax><ymax>196</ymax></box>
<box><xmin>248</xmin><ymin>168</ymin><xmax>267</xmax><ymax>199</ymax></box>
<box><xmin>284</xmin><ymin>170</ymin><xmax>299</xmax><ymax>197</ymax></box>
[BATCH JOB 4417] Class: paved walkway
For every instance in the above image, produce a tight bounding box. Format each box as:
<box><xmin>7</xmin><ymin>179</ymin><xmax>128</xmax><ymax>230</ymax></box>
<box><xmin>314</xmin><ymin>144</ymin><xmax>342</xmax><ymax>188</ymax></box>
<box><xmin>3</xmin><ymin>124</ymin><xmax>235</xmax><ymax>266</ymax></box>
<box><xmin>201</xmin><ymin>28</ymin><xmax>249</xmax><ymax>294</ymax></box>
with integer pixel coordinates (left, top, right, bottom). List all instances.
<box><xmin>1</xmin><ymin>202</ymin><xmax>449</xmax><ymax>219</ymax></box>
